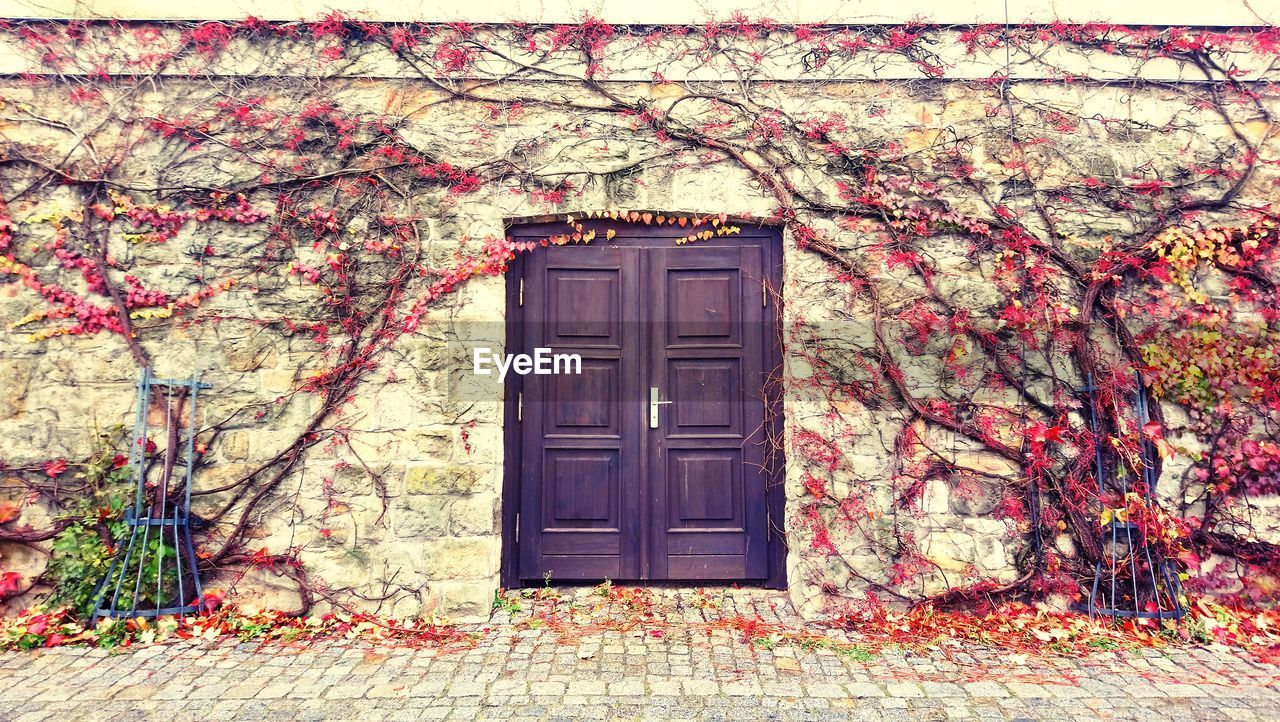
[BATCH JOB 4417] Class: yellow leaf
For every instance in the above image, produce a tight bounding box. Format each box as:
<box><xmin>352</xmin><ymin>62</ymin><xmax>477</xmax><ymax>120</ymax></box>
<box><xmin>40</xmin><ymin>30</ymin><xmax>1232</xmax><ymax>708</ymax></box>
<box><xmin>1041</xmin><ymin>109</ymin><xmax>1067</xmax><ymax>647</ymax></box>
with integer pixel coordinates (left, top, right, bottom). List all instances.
<box><xmin>606</xmin><ymin>229</ymin><xmax>617</xmax><ymax>240</ymax></box>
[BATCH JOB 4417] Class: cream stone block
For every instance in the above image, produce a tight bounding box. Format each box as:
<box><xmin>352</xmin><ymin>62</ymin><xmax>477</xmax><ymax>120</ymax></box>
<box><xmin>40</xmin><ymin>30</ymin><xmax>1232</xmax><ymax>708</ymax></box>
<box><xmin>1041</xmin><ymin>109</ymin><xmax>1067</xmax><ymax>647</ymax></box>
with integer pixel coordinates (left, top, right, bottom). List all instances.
<box><xmin>434</xmin><ymin>579</ymin><xmax>497</xmax><ymax>622</ymax></box>
<box><xmin>421</xmin><ymin>538</ymin><xmax>496</xmax><ymax>579</ymax></box>
<box><xmin>404</xmin><ymin>464</ymin><xmax>490</xmax><ymax>495</ymax></box>
<box><xmin>449</xmin><ymin>494</ymin><xmax>497</xmax><ymax>536</ymax></box>
<box><xmin>219</xmin><ymin>431</ymin><xmax>250</xmax><ymax>461</ymax></box>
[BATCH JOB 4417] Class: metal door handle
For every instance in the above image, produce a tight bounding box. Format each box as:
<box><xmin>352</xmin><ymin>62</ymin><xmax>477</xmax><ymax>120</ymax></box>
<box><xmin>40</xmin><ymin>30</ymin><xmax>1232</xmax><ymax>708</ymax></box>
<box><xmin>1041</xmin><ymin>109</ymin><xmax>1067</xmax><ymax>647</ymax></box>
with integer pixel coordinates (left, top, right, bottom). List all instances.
<box><xmin>649</xmin><ymin>387</ymin><xmax>672</xmax><ymax>429</ymax></box>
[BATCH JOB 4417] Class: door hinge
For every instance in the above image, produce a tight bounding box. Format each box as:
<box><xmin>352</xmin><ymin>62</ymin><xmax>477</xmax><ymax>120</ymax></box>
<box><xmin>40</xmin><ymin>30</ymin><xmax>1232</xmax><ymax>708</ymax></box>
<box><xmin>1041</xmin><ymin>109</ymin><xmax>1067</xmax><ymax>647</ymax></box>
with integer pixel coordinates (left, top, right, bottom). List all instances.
<box><xmin>518</xmin><ymin>277</ymin><xmax>524</xmax><ymax>307</ymax></box>
<box><xmin>516</xmin><ymin>391</ymin><xmax>523</xmax><ymax>422</ymax></box>
<box><xmin>762</xmin><ymin>278</ymin><xmax>768</xmax><ymax>307</ymax></box>
<box><xmin>515</xmin><ymin>513</ymin><xmax>520</xmax><ymax>543</ymax></box>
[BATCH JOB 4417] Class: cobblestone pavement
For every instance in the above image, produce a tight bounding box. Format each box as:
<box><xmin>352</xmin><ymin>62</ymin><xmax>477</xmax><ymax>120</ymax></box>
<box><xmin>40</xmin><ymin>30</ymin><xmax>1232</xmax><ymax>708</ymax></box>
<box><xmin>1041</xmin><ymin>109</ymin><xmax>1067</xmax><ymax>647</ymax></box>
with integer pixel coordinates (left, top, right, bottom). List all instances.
<box><xmin>1</xmin><ymin>589</ymin><xmax>1277</xmax><ymax>721</ymax></box>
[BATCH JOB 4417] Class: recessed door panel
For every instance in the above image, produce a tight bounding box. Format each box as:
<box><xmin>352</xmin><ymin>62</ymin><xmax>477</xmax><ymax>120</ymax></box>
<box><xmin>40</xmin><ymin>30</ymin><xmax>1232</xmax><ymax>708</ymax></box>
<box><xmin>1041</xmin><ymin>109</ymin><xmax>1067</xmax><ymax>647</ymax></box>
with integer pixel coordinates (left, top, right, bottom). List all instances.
<box><xmin>668</xmin><ymin>449</ymin><xmax>743</xmax><ymax>528</ymax></box>
<box><xmin>669</xmin><ymin>359</ymin><xmax>741</xmax><ymax>433</ymax></box>
<box><xmin>548</xmin><ymin>268</ymin><xmax>621</xmax><ymax>345</ymax></box>
<box><xmin>546</xmin><ymin>359</ymin><xmax>620</xmax><ymax>435</ymax></box>
<box><xmin>667</xmin><ymin>271</ymin><xmax>739</xmax><ymax>343</ymax></box>
<box><xmin>543</xmin><ymin>449</ymin><xmax>619</xmax><ymax>528</ymax></box>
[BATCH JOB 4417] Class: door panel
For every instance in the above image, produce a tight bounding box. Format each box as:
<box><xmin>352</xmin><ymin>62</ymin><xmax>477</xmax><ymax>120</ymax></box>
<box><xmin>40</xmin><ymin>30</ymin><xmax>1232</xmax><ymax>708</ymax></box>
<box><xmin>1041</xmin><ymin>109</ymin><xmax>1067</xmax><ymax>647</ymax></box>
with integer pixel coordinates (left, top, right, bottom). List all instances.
<box><xmin>667</xmin><ymin>449</ymin><xmax>743</xmax><ymax>528</ymax></box>
<box><xmin>669</xmin><ymin>359</ymin><xmax>742</xmax><ymax>432</ymax></box>
<box><xmin>545</xmin><ymin>360</ymin><xmax>619</xmax><ymax>433</ymax></box>
<box><xmin>648</xmin><ymin>246</ymin><xmax>768</xmax><ymax>581</ymax></box>
<box><xmin>514</xmin><ymin>233</ymin><xmax>775</xmax><ymax>584</ymax></box>
<box><xmin>518</xmin><ymin>246</ymin><xmax>642</xmax><ymax>581</ymax></box>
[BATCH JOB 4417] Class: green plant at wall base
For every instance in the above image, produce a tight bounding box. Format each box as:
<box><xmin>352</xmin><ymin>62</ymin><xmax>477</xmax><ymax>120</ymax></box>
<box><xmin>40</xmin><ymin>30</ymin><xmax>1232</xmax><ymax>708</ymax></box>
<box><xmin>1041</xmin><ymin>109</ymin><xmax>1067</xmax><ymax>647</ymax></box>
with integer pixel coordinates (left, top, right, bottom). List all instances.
<box><xmin>42</xmin><ymin>429</ymin><xmax>151</xmax><ymax>618</ymax></box>
<box><xmin>492</xmin><ymin>589</ymin><xmax>522</xmax><ymax>613</ymax></box>
<box><xmin>94</xmin><ymin>538</ymin><xmax>182</xmax><ymax>613</ymax></box>
<box><xmin>45</xmin><ymin>522</ymin><xmax>119</xmax><ymax>617</ymax></box>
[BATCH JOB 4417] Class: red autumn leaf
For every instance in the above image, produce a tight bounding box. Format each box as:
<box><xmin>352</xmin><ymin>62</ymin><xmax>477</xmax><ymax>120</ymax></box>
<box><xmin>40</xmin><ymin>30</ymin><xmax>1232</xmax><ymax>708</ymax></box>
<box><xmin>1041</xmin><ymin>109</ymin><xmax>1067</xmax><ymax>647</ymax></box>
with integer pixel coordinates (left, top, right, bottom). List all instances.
<box><xmin>1025</xmin><ymin>422</ymin><xmax>1064</xmax><ymax>444</ymax></box>
<box><xmin>42</xmin><ymin>459</ymin><xmax>68</xmax><ymax>477</ymax></box>
<box><xmin>0</xmin><ymin>501</ymin><xmax>20</xmax><ymax>524</ymax></box>
<box><xmin>27</xmin><ymin>615</ymin><xmax>49</xmax><ymax>635</ymax></box>
<box><xmin>196</xmin><ymin>589</ymin><xmax>225</xmax><ymax>613</ymax></box>
<box><xmin>0</xmin><ymin>571</ymin><xmax>22</xmax><ymax>598</ymax></box>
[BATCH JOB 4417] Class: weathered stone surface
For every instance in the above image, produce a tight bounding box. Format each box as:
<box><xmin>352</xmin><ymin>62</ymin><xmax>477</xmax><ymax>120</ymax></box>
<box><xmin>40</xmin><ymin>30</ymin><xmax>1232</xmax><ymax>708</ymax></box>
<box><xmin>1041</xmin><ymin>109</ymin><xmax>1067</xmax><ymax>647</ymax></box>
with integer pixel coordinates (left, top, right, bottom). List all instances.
<box><xmin>219</xmin><ymin>431</ymin><xmax>250</xmax><ymax>461</ymax></box>
<box><xmin>0</xmin><ymin>360</ymin><xmax>32</xmax><ymax>420</ymax></box>
<box><xmin>1</xmin><ymin>31</ymin><xmax>1274</xmax><ymax>624</ymax></box>
<box><xmin>947</xmin><ymin>475</ymin><xmax>1003</xmax><ymax>516</ymax></box>
<box><xmin>405</xmin><ymin>428</ymin><xmax>453</xmax><ymax>461</ymax></box>
<box><xmin>435</xmin><ymin>580</ymin><xmax>496</xmax><ymax>619</ymax></box>
<box><xmin>222</xmin><ymin>337</ymin><xmax>279</xmax><ymax>372</ymax></box>
<box><xmin>395</xmin><ymin>496</ymin><xmax>451</xmax><ymax>537</ymax></box>
<box><xmin>405</xmin><ymin>465</ymin><xmax>484</xmax><ymax>495</ymax></box>
<box><xmin>421</xmin><ymin>538</ymin><xmax>494</xmax><ymax>579</ymax></box>
<box><xmin>449</xmin><ymin>495</ymin><xmax>497</xmax><ymax>536</ymax></box>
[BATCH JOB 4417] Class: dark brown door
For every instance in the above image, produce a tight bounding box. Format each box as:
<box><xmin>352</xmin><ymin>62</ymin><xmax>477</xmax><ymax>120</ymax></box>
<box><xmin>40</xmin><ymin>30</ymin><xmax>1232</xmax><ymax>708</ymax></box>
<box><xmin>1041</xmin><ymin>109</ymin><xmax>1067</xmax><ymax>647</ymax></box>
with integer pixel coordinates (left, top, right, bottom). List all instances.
<box><xmin>511</xmin><ymin>225</ymin><xmax>778</xmax><ymax>584</ymax></box>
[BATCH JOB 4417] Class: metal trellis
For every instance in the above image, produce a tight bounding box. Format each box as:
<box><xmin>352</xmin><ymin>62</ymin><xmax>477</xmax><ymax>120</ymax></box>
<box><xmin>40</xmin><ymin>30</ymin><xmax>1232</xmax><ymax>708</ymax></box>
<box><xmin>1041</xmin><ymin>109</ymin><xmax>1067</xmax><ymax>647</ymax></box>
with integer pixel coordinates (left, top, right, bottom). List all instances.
<box><xmin>90</xmin><ymin>368</ymin><xmax>210</xmax><ymax>623</ymax></box>
<box><xmin>1078</xmin><ymin>370</ymin><xmax>1185</xmax><ymax>621</ymax></box>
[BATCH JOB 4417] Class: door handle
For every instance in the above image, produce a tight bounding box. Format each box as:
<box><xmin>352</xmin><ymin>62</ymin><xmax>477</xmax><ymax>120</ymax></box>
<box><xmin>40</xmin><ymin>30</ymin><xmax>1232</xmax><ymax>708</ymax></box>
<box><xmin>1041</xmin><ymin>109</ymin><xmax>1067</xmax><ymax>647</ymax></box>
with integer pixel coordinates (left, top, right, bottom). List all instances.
<box><xmin>649</xmin><ymin>386</ymin><xmax>673</xmax><ymax>429</ymax></box>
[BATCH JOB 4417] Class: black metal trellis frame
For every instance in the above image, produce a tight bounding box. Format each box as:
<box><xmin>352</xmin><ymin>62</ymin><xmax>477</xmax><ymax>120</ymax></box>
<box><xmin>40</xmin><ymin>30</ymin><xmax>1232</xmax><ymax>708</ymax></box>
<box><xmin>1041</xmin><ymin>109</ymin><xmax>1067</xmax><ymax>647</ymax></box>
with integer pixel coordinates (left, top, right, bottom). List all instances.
<box><xmin>1077</xmin><ymin>370</ymin><xmax>1186</xmax><ymax>621</ymax></box>
<box><xmin>90</xmin><ymin>368</ymin><xmax>209</xmax><ymax>623</ymax></box>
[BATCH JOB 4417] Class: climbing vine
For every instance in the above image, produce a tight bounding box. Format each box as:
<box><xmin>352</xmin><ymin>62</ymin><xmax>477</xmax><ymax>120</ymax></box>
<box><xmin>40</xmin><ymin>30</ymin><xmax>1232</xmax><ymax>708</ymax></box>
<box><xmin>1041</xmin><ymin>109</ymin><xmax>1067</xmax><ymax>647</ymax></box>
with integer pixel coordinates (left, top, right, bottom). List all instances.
<box><xmin>0</xmin><ymin>15</ymin><xmax>1278</xmax><ymax>619</ymax></box>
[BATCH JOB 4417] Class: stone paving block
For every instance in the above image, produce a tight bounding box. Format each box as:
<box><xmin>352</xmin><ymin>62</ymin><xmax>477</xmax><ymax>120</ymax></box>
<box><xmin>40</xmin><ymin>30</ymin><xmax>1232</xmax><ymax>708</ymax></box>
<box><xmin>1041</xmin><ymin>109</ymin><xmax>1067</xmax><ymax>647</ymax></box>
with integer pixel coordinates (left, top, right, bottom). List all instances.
<box><xmin>886</xmin><ymin>682</ymin><xmax>925</xmax><ymax>697</ymax></box>
<box><xmin>1156</xmin><ymin>683</ymin><xmax>1207</xmax><ymax>697</ymax></box>
<box><xmin>962</xmin><ymin>681</ymin><xmax>1010</xmax><ymax>698</ymax></box>
<box><xmin>607</xmin><ymin>680</ymin><xmax>644</xmax><ymax>696</ymax></box>
<box><xmin>324</xmin><ymin>682</ymin><xmax>372</xmax><ymax>699</ymax></box>
<box><xmin>1006</xmin><ymin>681</ymin><xmax>1055</xmax><ymax>698</ymax></box>
<box><xmin>681</xmin><ymin>679</ymin><xmax>721</xmax><ymax>695</ymax></box>
<box><xmin>846</xmin><ymin>682</ymin><xmax>886</xmax><ymax>698</ymax></box>
<box><xmin>528</xmin><ymin>681</ymin><xmax>567</xmax><ymax>696</ymax></box>
<box><xmin>919</xmin><ymin>682</ymin><xmax>963</xmax><ymax>697</ymax></box>
<box><xmin>566</xmin><ymin>680</ymin><xmax>607</xmax><ymax>696</ymax></box>
<box><xmin>805</xmin><ymin>682</ymin><xmax>847</xmax><ymax>698</ymax></box>
<box><xmin>721</xmin><ymin>681</ymin><xmax>764</xmax><ymax>696</ymax></box>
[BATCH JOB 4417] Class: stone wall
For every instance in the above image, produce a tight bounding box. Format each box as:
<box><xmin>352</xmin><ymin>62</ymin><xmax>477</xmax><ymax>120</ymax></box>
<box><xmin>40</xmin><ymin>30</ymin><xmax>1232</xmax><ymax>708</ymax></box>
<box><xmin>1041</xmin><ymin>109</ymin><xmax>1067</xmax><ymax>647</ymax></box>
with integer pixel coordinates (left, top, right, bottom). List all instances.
<box><xmin>1</xmin><ymin>23</ymin><xmax>1278</xmax><ymax>621</ymax></box>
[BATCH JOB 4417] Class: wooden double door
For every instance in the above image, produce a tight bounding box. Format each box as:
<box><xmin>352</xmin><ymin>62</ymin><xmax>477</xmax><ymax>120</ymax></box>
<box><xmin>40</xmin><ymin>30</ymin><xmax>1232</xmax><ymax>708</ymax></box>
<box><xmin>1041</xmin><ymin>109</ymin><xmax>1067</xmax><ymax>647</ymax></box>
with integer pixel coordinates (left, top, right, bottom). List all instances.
<box><xmin>503</xmin><ymin>222</ymin><xmax>784</xmax><ymax>587</ymax></box>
